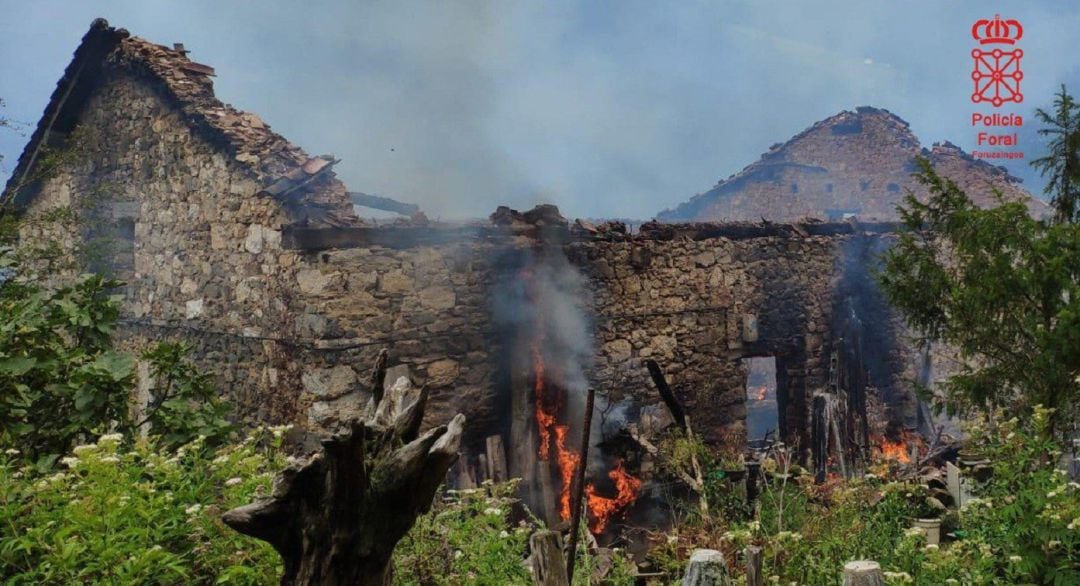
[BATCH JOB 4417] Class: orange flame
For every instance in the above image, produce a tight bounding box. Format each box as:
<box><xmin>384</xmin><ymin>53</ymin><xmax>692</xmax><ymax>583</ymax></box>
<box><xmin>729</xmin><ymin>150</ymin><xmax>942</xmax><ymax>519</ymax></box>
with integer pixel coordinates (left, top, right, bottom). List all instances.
<box><xmin>525</xmin><ymin>268</ymin><xmax>640</xmax><ymax>533</ymax></box>
<box><xmin>874</xmin><ymin>430</ymin><xmax>922</xmax><ymax>464</ymax></box>
<box><xmin>879</xmin><ymin>439</ymin><xmax>911</xmax><ymax>463</ymax></box>
<box><xmin>585</xmin><ymin>460</ymin><xmax>643</xmax><ymax>533</ymax></box>
<box><xmin>750</xmin><ymin>386</ymin><xmax>768</xmax><ymax>402</ymax></box>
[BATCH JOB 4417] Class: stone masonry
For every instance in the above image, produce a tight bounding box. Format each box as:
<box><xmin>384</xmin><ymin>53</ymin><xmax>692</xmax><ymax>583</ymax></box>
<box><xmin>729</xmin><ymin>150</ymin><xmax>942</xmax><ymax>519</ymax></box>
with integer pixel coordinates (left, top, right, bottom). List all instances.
<box><xmin>6</xmin><ymin>21</ymin><xmax>927</xmax><ymax>458</ymax></box>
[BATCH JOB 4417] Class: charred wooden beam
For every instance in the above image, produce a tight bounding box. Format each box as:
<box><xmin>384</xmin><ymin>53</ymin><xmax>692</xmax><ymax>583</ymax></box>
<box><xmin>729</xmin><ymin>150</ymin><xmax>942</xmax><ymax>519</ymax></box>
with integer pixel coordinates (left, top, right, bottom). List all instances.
<box><xmin>282</xmin><ymin>225</ymin><xmax>484</xmax><ymax>250</ymax></box>
<box><xmin>644</xmin><ymin>359</ymin><xmax>687</xmax><ymax>432</ymax></box>
<box><xmin>348</xmin><ymin>192</ymin><xmax>421</xmax><ymax>216</ymax></box>
<box><xmin>485</xmin><ymin>434</ymin><xmax>508</xmax><ymax>483</ymax></box>
<box><xmin>565</xmin><ymin>388</ymin><xmax>596</xmax><ymax>584</ymax></box>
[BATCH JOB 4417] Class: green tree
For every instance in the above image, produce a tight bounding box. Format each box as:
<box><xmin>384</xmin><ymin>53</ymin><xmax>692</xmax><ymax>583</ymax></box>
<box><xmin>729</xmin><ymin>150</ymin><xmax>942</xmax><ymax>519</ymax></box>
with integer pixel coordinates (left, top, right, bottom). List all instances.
<box><xmin>879</xmin><ymin>158</ymin><xmax>1080</xmax><ymax>432</ymax></box>
<box><xmin>1032</xmin><ymin>85</ymin><xmax>1080</xmax><ymax>224</ymax></box>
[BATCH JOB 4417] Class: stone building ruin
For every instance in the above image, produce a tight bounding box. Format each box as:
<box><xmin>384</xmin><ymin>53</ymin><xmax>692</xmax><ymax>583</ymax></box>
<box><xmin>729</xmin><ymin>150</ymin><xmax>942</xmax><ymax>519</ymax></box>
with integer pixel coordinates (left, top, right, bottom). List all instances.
<box><xmin>6</xmin><ymin>20</ymin><xmax>969</xmax><ymax>529</ymax></box>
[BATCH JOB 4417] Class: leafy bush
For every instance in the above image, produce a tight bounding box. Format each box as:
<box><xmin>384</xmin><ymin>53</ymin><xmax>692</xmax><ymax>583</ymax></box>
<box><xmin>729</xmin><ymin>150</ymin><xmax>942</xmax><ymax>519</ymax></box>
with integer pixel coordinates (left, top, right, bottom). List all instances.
<box><xmin>0</xmin><ymin>244</ymin><xmax>232</xmax><ymax>466</ymax></box>
<box><xmin>395</xmin><ymin>480</ymin><xmax>636</xmax><ymax>585</ymax></box>
<box><xmin>395</xmin><ymin>481</ymin><xmax>536</xmax><ymax>585</ymax></box>
<box><xmin>0</xmin><ymin>429</ymin><xmax>287</xmax><ymax>584</ymax></box>
<box><xmin>0</xmin><ymin>272</ymin><xmax>132</xmax><ymax>465</ymax></box>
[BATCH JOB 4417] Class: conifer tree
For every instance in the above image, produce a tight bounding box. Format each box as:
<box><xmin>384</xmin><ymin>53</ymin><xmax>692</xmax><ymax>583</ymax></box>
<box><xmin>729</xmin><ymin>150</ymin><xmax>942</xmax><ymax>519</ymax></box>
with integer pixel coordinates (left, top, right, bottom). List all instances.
<box><xmin>1032</xmin><ymin>85</ymin><xmax>1080</xmax><ymax>223</ymax></box>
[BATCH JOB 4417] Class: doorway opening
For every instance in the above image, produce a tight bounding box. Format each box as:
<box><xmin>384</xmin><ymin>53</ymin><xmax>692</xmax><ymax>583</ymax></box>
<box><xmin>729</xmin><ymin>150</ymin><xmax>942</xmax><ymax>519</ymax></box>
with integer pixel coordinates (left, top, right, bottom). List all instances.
<box><xmin>744</xmin><ymin>356</ymin><xmax>779</xmax><ymax>445</ymax></box>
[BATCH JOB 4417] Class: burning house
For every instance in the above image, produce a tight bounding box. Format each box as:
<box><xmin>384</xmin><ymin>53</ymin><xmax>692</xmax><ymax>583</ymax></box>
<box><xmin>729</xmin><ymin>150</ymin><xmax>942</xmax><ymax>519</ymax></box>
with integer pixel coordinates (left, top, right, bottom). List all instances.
<box><xmin>7</xmin><ymin>20</ymin><xmax>959</xmax><ymax>537</ymax></box>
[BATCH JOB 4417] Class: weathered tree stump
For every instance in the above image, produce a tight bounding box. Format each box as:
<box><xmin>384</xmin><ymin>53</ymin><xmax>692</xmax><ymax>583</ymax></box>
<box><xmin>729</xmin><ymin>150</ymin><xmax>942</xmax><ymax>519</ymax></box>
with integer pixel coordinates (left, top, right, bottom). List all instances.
<box><xmin>529</xmin><ymin>530</ymin><xmax>569</xmax><ymax>586</ymax></box>
<box><xmin>222</xmin><ymin>351</ymin><xmax>465</xmax><ymax>586</ymax></box>
<box><xmin>842</xmin><ymin>560</ymin><xmax>885</xmax><ymax>586</ymax></box>
<box><xmin>681</xmin><ymin>549</ymin><xmax>731</xmax><ymax>586</ymax></box>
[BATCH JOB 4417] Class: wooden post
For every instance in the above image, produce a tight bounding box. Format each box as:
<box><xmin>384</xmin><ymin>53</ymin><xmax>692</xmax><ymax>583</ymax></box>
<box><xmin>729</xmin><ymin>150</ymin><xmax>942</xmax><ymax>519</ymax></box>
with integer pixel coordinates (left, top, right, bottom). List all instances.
<box><xmin>565</xmin><ymin>388</ymin><xmax>596</xmax><ymax>584</ymax></box>
<box><xmin>745</xmin><ymin>460</ymin><xmax>760</xmax><ymax>511</ymax></box>
<box><xmin>812</xmin><ymin>394</ymin><xmax>828</xmax><ymax>484</ymax></box>
<box><xmin>681</xmin><ymin>549</ymin><xmax>731</xmax><ymax>586</ymax></box>
<box><xmin>842</xmin><ymin>560</ymin><xmax>885</xmax><ymax>586</ymax></box>
<box><xmin>745</xmin><ymin>546</ymin><xmax>763</xmax><ymax>586</ymax></box>
<box><xmin>530</xmin><ymin>530</ymin><xmax>570</xmax><ymax>586</ymax></box>
<box><xmin>486</xmin><ymin>435</ymin><xmax>508</xmax><ymax>483</ymax></box>
<box><xmin>478</xmin><ymin>454</ymin><xmax>489</xmax><ymax>483</ymax></box>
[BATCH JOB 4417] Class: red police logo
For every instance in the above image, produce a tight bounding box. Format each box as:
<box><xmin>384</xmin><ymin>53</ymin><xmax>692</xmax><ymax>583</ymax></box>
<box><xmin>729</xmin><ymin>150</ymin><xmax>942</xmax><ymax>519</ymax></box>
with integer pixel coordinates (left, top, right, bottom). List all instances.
<box><xmin>971</xmin><ymin>15</ymin><xmax>1023</xmax><ymax>107</ymax></box>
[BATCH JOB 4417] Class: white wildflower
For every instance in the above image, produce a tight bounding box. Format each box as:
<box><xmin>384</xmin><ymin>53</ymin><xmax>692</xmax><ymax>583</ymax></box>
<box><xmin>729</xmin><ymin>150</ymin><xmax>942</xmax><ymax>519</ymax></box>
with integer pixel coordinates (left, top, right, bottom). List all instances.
<box><xmin>499</xmin><ymin>530</ymin><xmax>509</xmax><ymax>538</ymax></box>
<box><xmin>483</xmin><ymin>507</ymin><xmax>502</xmax><ymax>516</ymax></box>
<box><xmin>99</xmin><ymin>456</ymin><xmax>120</xmax><ymax>464</ymax></box>
<box><xmin>185</xmin><ymin>503</ymin><xmax>202</xmax><ymax>515</ymax></box>
<box><xmin>72</xmin><ymin>444</ymin><xmax>97</xmax><ymax>456</ymax></box>
<box><xmin>60</xmin><ymin>456</ymin><xmax>79</xmax><ymax>468</ymax></box>
<box><xmin>225</xmin><ymin>477</ymin><xmax>243</xmax><ymax>487</ymax></box>
<box><xmin>97</xmin><ymin>433</ymin><xmax>123</xmax><ymax>445</ymax></box>
<box><xmin>151</xmin><ymin>545</ymin><xmax>163</xmax><ymax>551</ymax></box>
<box><xmin>1009</xmin><ymin>555</ymin><xmax>1022</xmax><ymax>563</ymax></box>
<box><xmin>4</xmin><ymin>448</ymin><xmax>19</xmax><ymax>456</ymax></box>
<box><xmin>925</xmin><ymin>543</ymin><xmax>939</xmax><ymax>550</ymax></box>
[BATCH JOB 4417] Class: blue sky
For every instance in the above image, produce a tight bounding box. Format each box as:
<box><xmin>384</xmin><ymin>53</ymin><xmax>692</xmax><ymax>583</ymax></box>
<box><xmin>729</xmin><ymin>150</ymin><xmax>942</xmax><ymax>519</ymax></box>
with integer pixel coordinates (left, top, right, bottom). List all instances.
<box><xmin>1</xmin><ymin>1</ymin><xmax>1078</xmax><ymax>219</ymax></box>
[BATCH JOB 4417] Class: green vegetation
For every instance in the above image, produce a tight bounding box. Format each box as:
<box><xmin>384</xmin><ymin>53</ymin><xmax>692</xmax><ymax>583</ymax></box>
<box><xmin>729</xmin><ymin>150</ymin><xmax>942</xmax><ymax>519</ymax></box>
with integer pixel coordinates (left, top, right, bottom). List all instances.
<box><xmin>0</xmin><ymin>250</ymin><xmax>233</xmax><ymax>467</ymax></box>
<box><xmin>1033</xmin><ymin>85</ymin><xmax>1080</xmax><ymax>224</ymax></box>
<box><xmin>647</xmin><ymin>407</ymin><xmax>1080</xmax><ymax>584</ymax></box>
<box><xmin>878</xmin><ymin>158</ymin><xmax>1080</xmax><ymax>429</ymax></box>
<box><xmin>0</xmin><ymin>430</ymin><xmax>286</xmax><ymax>584</ymax></box>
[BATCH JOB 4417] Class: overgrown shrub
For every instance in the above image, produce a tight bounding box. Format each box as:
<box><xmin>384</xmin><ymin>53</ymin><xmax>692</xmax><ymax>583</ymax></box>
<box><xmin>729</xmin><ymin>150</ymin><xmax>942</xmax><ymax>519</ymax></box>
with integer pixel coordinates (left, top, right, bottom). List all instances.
<box><xmin>0</xmin><ymin>429</ymin><xmax>287</xmax><ymax>584</ymax></box>
<box><xmin>0</xmin><ymin>244</ymin><xmax>232</xmax><ymax>466</ymax></box>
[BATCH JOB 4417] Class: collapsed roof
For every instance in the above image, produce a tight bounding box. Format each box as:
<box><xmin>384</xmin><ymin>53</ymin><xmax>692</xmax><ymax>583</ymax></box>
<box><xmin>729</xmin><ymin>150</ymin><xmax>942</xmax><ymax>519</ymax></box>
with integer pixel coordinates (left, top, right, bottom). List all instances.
<box><xmin>2</xmin><ymin>18</ymin><xmax>356</xmax><ymax>226</ymax></box>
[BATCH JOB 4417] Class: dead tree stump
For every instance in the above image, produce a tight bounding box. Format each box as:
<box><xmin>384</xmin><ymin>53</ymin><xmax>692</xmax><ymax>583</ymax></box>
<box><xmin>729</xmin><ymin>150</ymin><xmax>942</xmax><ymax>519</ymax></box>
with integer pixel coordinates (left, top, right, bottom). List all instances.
<box><xmin>842</xmin><ymin>560</ymin><xmax>885</xmax><ymax>586</ymax></box>
<box><xmin>681</xmin><ymin>549</ymin><xmax>731</xmax><ymax>586</ymax></box>
<box><xmin>222</xmin><ymin>351</ymin><xmax>465</xmax><ymax>586</ymax></box>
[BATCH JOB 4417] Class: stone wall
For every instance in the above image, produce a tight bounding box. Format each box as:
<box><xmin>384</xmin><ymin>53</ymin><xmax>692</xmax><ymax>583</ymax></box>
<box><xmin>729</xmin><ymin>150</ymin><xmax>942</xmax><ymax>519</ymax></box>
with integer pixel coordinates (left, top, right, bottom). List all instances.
<box><xmin>282</xmin><ymin>226</ymin><xmax>916</xmax><ymax>455</ymax></box>
<box><xmin>18</xmin><ymin>70</ymin><xmax>316</xmax><ymax>423</ymax></box>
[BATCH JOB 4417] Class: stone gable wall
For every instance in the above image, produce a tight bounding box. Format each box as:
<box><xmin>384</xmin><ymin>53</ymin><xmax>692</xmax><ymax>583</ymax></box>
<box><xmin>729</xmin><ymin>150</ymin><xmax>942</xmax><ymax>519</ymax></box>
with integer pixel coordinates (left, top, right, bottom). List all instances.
<box><xmin>18</xmin><ymin>70</ymin><xmax>309</xmax><ymax>422</ymax></box>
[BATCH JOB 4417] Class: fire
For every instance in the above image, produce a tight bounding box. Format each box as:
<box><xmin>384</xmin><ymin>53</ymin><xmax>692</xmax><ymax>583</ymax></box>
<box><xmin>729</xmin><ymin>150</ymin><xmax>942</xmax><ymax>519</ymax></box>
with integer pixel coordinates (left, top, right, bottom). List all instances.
<box><xmin>874</xmin><ymin>430</ymin><xmax>923</xmax><ymax>465</ymax></box>
<box><xmin>585</xmin><ymin>460</ymin><xmax>643</xmax><ymax>534</ymax></box>
<box><xmin>553</xmin><ymin>425</ymin><xmax>579</xmax><ymax>519</ymax></box>
<box><xmin>879</xmin><ymin>439</ymin><xmax>911</xmax><ymax>463</ymax></box>
<box><xmin>750</xmin><ymin>386</ymin><xmax>768</xmax><ymax>402</ymax></box>
<box><xmin>525</xmin><ymin>269</ymin><xmax>640</xmax><ymax>532</ymax></box>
